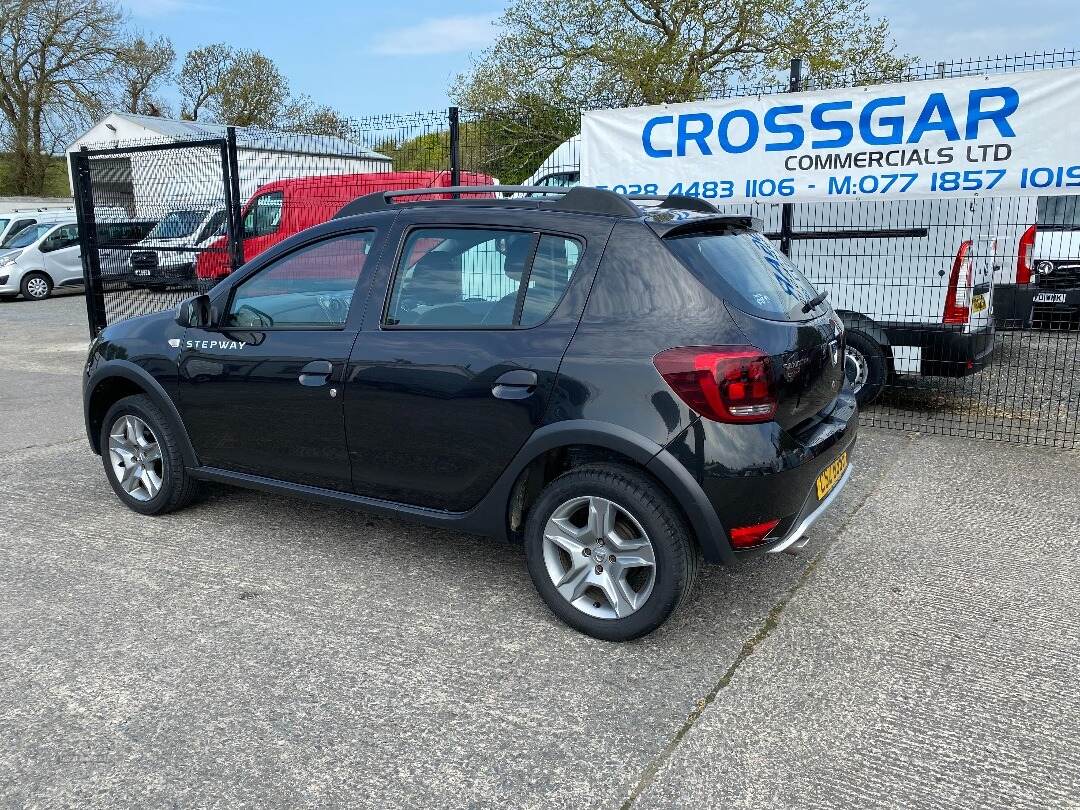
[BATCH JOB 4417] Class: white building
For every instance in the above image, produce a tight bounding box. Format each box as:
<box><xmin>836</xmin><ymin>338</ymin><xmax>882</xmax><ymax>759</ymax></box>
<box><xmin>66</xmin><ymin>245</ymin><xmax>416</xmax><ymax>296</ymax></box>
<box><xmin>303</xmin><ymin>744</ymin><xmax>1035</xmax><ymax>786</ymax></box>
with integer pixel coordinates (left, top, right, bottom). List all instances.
<box><xmin>67</xmin><ymin>113</ymin><xmax>392</xmax><ymax>219</ymax></box>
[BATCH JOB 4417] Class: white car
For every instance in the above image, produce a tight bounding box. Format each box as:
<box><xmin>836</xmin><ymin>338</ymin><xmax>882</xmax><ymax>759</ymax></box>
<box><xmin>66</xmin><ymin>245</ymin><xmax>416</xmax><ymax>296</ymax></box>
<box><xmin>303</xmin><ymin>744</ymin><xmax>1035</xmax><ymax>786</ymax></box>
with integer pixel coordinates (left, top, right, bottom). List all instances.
<box><xmin>0</xmin><ymin>219</ymin><xmax>81</xmax><ymax>301</ymax></box>
<box><xmin>127</xmin><ymin>207</ymin><xmax>227</xmax><ymax>290</ymax></box>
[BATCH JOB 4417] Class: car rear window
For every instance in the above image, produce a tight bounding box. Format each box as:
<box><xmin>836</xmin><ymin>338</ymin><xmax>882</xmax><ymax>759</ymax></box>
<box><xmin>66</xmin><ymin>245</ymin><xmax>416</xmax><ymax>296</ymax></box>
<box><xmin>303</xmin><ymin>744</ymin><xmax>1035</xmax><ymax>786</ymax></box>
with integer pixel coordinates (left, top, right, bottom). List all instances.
<box><xmin>665</xmin><ymin>229</ymin><xmax>824</xmax><ymax>322</ymax></box>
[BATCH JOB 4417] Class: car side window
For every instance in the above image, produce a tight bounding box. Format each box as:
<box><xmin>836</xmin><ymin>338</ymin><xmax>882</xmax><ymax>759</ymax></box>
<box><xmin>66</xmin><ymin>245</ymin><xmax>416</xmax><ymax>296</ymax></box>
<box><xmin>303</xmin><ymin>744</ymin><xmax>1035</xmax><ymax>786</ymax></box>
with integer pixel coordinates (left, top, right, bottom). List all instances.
<box><xmin>41</xmin><ymin>224</ymin><xmax>79</xmax><ymax>253</ymax></box>
<box><xmin>519</xmin><ymin>235</ymin><xmax>581</xmax><ymax>326</ymax></box>
<box><xmin>225</xmin><ymin>232</ymin><xmax>373</xmax><ymax>329</ymax></box>
<box><xmin>386</xmin><ymin>228</ymin><xmax>538</xmax><ymax>328</ymax></box>
<box><xmin>199</xmin><ymin>211</ymin><xmax>228</xmax><ymax>243</ymax></box>
<box><xmin>243</xmin><ymin>192</ymin><xmax>283</xmax><ymax>238</ymax></box>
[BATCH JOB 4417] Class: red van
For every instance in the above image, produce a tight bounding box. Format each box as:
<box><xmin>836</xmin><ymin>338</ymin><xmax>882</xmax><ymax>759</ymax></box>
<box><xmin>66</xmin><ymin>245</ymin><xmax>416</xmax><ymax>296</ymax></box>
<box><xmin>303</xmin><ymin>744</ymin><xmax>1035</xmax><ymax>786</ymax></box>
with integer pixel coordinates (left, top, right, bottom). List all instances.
<box><xmin>195</xmin><ymin>170</ymin><xmax>495</xmax><ymax>287</ymax></box>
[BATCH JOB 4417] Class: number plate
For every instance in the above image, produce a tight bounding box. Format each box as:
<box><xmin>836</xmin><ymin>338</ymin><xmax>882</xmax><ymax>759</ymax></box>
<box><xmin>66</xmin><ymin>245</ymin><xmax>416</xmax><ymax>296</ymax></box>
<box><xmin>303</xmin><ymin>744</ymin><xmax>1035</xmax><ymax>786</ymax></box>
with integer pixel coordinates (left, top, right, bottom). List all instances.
<box><xmin>1034</xmin><ymin>292</ymin><xmax>1066</xmax><ymax>304</ymax></box>
<box><xmin>134</xmin><ymin>268</ymin><xmax>150</xmax><ymax>276</ymax></box>
<box><xmin>815</xmin><ymin>451</ymin><xmax>848</xmax><ymax>501</ymax></box>
<box><xmin>971</xmin><ymin>293</ymin><xmax>988</xmax><ymax>313</ymax></box>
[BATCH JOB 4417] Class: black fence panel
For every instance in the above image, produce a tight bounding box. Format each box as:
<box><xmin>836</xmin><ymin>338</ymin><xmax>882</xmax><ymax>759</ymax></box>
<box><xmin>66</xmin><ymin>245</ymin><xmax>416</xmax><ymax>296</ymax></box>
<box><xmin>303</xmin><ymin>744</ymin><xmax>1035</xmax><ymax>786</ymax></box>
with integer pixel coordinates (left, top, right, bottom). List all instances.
<box><xmin>71</xmin><ymin>49</ymin><xmax>1080</xmax><ymax>448</ymax></box>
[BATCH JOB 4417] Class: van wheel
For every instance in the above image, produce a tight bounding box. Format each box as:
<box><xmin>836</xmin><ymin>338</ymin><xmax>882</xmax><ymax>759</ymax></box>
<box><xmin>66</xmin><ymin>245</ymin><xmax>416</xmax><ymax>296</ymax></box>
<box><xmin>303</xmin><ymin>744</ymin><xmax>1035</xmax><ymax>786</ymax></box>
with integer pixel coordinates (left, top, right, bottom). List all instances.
<box><xmin>21</xmin><ymin>272</ymin><xmax>52</xmax><ymax>300</ymax></box>
<box><xmin>523</xmin><ymin>463</ymin><xmax>699</xmax><ymax>642</ymax></box>
<box><xmin>844</xmin><ymin>329</ymin><xmax>888</xmax><ymax>406</ymax></box>
<box><xmin>100</xmin><ymin>394</ymin><xmax>199</xmax><ymax>516</ymax></box>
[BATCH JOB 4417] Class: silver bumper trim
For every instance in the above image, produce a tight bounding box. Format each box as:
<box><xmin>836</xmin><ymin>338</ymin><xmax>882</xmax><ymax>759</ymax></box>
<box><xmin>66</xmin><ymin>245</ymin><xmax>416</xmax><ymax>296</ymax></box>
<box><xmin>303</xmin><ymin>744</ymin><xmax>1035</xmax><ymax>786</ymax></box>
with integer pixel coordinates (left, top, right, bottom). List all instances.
<box><xmin>765</xmin><ymin>462</ymin><xmax>854</xmax><ymax>554</ymax></box>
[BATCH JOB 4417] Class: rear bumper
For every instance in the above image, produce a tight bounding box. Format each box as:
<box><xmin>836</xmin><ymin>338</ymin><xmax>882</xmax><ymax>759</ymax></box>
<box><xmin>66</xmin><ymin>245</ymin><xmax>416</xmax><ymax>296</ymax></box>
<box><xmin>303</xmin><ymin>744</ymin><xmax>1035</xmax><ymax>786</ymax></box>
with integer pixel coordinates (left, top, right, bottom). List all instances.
<box><xmin>659</xmin><ymin>390</ymin><xmax>859</xmax><ymax>563</ymax></box>
<box><xmin>883</xmin><ymin>322</ymin><xmax>995</xmax><ymax>377</ymax></box>
<box><xmin>995</xmin><ymin>283</ymin><xmax>1080</xmax><ymax>328</ymax></box>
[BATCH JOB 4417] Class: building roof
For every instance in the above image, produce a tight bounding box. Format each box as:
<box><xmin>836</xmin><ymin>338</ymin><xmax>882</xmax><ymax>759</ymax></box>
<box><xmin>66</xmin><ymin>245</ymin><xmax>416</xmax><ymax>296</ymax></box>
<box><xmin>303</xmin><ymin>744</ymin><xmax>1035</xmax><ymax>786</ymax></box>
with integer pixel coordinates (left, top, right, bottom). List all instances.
<box><xmin>74</xmin><ymin>112</ymin><xmax>391</xmax><ymax>162</ymax></box>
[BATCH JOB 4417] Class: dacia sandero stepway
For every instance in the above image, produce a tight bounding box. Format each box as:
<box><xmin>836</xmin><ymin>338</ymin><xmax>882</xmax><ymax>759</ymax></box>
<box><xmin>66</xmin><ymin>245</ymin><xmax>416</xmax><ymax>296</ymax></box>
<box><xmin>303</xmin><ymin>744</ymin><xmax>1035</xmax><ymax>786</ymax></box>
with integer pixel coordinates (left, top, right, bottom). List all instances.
<box><xmin>83</xmin><ymin>185</ymin><xmax>857</xmax><ymax>640</ymax></box>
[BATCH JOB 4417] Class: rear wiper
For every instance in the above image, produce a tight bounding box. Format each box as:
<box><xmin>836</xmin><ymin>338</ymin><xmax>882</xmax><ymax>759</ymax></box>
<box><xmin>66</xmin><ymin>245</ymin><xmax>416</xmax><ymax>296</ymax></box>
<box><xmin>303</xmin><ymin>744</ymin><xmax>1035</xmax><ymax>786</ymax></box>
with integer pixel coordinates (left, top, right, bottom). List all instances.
<box><xmin>802</xmin><ymin>290</ymin><xmax>828</xmax><ymax>313</ymax></box>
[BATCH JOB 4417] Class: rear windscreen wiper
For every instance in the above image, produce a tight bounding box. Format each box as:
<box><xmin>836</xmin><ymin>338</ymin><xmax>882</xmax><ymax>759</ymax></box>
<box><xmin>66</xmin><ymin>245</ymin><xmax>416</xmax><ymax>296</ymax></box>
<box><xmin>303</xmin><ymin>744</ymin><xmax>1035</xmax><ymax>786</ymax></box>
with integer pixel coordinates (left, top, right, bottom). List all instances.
<box><xmin>802</xmin><ymin>290</ymin><xmax>829</xmax><ymax>313</ymax></box>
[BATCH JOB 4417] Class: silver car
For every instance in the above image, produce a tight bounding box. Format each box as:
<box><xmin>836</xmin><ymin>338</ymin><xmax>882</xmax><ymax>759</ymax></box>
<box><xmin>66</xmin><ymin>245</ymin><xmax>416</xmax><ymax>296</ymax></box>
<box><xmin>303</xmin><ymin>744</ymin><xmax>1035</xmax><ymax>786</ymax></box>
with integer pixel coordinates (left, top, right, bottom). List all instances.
<box><xmin>0</xmin><ymin>219</ymin><xmax>81</xmax><ymax>301</ymax></box>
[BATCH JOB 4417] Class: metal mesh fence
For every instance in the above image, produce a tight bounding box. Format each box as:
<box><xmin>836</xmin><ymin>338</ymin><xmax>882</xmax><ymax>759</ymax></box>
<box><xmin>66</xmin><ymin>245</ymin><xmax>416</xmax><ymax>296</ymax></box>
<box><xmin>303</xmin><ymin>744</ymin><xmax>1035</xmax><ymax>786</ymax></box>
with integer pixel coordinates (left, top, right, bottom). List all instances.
<box><xmin>70</xmin><ymin>48</ymin><xmax>1080</xmax><ymax>447</ymax></box>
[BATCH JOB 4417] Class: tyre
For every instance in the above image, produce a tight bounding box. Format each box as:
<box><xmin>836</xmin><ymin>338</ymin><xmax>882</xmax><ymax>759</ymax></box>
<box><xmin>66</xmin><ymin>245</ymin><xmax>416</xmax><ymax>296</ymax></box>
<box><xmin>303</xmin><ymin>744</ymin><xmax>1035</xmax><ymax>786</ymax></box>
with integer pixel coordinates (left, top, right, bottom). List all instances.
<box><xmin>20</xmin><ymin>272</ymin><xmax>52</xmax><ymax>301</ymax></box>
<box><xmin>100</xmin><ymin>394</ymin><xmax>199</xmax><ymax>516</ymax></box>
<box><xmin>844</xmin><ymin>329</ymin><xmax>889</xmax><ymax>407</ymax></box>
<box><xmin>524</xmin><ymin>463</ymin><xmax>699</xmax><ymax>641</ymax></box>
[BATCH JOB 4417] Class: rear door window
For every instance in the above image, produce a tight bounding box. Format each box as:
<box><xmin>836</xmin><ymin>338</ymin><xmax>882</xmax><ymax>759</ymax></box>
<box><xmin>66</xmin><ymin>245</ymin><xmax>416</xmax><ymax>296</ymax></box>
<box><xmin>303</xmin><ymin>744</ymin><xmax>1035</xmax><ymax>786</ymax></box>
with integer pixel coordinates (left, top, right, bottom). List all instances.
<box><xmin>665</xmin><ymin>229</ymin><xmax>824</xmax><ymax>321</ymax></box>
<box><xmin>385</xmin><ymin>228</ymin><xmax>582</xmax><ymax>328</ymax></box>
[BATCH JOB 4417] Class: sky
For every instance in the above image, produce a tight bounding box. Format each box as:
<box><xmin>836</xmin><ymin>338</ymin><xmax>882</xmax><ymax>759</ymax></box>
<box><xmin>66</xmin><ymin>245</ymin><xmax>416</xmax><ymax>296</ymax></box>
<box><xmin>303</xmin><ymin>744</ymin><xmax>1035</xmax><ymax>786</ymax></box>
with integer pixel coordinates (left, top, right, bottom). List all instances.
<box><xmin>121</xmin><ymin>0</ymin><xmax>1080</xmax><ymax>118</ymax></box>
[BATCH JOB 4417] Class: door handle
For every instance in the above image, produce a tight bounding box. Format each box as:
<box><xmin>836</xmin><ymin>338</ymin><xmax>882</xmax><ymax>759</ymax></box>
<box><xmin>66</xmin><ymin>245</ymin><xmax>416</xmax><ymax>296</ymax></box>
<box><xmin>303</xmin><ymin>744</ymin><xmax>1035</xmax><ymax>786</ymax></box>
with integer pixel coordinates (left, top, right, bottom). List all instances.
<box><xmin>492</xmin><ymin>369</ymin><xmax>538</xmax><ymax>400</ymax></box>
<box><xmin>299</xmin><ymin>360</ymin><xmax>333</xmax><ymax>386</ymax></box>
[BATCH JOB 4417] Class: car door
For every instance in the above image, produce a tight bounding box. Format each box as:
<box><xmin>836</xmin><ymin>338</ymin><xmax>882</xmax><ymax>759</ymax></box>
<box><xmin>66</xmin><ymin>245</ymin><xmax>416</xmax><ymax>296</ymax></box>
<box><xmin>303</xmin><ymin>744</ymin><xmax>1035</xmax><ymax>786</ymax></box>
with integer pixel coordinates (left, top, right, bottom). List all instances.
<box><xmin>177</xmin><ymin>228</ymin><xmax>379</xmax><ymax>490</ymax></box>
<box><xmin>345</xmin><ymin>209</ymin><xmax>611</xmax><ymax>511</ymax></box>
<box><xmin>41</xmin><ymin>224</ymin><xmax>83</xmax><ymax>285</ymax></box>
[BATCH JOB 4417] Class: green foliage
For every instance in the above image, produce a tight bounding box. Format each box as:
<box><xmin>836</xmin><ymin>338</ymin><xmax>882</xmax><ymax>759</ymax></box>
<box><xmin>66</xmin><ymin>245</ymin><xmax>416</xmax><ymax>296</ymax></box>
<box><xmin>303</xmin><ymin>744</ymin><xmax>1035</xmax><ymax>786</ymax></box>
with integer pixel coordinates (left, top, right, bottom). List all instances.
<box><xmin>0</xmin><ymin>154</ymin><xmax>70</xmax><ymax>198</ymax></box>
<box><xmin>454</xmin><ymin>0</ymin><xmax>916</xmax><ymax>111</ymax></box>
<box><xmin>376</xmin><ymin>99</ymin><xmax>578</xmax><ymax>185</ymax></box>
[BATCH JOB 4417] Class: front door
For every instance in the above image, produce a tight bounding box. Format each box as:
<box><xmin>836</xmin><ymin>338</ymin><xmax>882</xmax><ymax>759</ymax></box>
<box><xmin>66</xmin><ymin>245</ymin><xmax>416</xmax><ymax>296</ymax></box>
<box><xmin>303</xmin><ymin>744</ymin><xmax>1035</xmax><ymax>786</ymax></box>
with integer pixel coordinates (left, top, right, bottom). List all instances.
<box><xmin>178</xmin><ymin>230</ymin><xmax>376</xmax><ymax>490</ymax></box>
<box><xmin>41</xmin><ymin>224</ymin><xmax>84</xmax><ymax>285</ymax></box>
<box><xmin>346</xmin><ymin>214</ymin><xmax>609</xmax><ymax>511</ymax></box>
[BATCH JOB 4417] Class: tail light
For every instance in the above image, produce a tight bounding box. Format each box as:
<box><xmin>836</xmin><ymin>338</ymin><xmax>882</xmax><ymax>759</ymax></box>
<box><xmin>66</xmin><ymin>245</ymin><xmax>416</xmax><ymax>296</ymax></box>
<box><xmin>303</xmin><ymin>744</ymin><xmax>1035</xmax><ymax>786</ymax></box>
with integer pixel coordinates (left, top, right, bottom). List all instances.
<box><xmin>943</xmin><ymin>239</ymin><xmax>974</xmax><ymax>325</ymax></box>
<box><xmin>1017</xmin><ymin>224</ymin><xmax>1036</xmax><ymax>284</ymax></box>
<box><xmin>652</xmin><ymin>346</ymin><xmax>777</xmax><ymax>423</ymax></box>
<box><xmin>729</xmin><ymin>519</ymin><xmax>782</xmax><ymax>549</ymax></box>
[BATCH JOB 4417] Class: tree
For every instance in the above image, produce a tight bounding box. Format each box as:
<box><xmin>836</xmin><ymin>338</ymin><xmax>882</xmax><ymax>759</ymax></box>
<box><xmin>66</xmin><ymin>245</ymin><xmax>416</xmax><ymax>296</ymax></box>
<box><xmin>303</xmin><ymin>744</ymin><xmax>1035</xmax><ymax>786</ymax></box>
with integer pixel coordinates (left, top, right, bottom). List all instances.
<box><xmin>115</xmin><ymin>33</ymin><xmax>175</xmax><ymax>116</ymax></box>
<box><xmin>0</xmin><ymin>0</ymin><xmax>124</xmax><ymax>194</ymax></box>
<box><xmin>212</xmin><ymin>49</ymin><xmax>289</xmax><ymax>127</ymax></box>
<box><xmin>178</xmin><ymin>43</ymin><xmax>232</xmax><ymax>121</ymax></box>
<box><xmin>454</xmin><ymin>0</ymin><xmax>914</xmax><ymax>111</ymax></box>
<box><xmin>284</xmin><ymin>94</ymin><xmax>352</xmax><ymax>138</ymax></box>
<box><xmin>178</xmin><ymin>44</ymin><xmax>290</xmax><ymax>127</ymax></box>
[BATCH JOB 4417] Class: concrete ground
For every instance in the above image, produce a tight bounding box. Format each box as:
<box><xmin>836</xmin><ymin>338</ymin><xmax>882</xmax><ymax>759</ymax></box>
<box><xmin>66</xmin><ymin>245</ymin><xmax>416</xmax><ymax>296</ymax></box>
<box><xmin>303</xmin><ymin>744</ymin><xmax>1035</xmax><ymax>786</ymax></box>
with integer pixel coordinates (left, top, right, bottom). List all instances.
<box><xmin>0</xmin><ymin>294</ymin><xmax>1077</xmax><ymax>809</ymax></box>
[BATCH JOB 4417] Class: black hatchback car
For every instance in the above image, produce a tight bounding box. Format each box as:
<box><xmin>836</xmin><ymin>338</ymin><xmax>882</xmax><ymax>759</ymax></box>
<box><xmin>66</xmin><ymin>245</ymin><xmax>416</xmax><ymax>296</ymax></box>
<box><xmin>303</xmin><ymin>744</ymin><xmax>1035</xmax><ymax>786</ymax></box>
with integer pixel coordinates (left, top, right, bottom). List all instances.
<box><xmin>83</xmin><ymin>186</ymin><xmax>856</xmax><ymax>640</ymax></box>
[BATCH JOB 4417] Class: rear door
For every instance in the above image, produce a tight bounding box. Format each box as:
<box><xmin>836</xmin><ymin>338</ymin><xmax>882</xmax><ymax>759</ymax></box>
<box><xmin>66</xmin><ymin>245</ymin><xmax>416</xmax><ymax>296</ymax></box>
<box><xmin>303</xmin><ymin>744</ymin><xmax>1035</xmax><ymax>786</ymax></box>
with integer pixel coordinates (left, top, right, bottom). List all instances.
<box><xmin>345</xmin><ymin>209</ymin><xmax>610</xmax><ymax>511</ymax></box>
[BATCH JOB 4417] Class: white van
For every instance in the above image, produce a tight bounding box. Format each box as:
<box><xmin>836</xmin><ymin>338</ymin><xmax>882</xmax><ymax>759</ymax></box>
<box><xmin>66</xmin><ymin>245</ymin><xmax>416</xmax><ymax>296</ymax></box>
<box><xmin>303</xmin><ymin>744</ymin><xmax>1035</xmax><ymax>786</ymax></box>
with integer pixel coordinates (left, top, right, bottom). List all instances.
<box><xmin>0</xmin><ymin>209</ymin><xmax>77</xmax><ymax>248</ymax></box>
<box><xmin>127</xmin><ymin>206</ymin><xmax>227</xmax><ymax>290</ymax></box>
<box><xmin>524</xmin><ymin>137</ymin><xmax>1011</xmax><ymax>404</ymax></box>
<box><xmin>0</xmin><ymin>218</ymin><xmax>81</xmax><ymax>301</ymax></box>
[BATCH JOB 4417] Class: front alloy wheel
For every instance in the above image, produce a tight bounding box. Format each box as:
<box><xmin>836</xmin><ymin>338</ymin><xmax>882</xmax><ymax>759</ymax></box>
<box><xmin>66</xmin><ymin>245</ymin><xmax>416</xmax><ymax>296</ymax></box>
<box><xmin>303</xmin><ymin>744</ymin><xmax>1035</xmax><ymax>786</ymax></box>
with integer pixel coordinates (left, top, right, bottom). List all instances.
<box><xmin>845</xmin><ymin>345</ymin><xmax>869</xmax><ymax>395</ymax></box>
<box><xmin>542</xmin><ymin>495</ymin><xmax>657</xmax><ymax>619</ymax></box>
<box><xmin>108</xmin><ymin>414</ymin><xmax>164</xmax><ymax>501</ymax></box>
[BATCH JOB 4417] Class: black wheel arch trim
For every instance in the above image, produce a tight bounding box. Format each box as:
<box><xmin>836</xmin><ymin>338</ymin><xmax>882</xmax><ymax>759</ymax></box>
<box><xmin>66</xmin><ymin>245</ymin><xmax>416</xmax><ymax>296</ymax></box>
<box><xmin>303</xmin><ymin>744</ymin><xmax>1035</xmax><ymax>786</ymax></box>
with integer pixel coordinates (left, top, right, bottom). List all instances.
<box><xmin>185</xmin><ymin>419</ymin><xmax>734</xmax><ymax>564</ymax></box>
<box><xmin>84</xmin><ymin>360</ymin><xmax>199</xmax><ymax>467</ymax></box>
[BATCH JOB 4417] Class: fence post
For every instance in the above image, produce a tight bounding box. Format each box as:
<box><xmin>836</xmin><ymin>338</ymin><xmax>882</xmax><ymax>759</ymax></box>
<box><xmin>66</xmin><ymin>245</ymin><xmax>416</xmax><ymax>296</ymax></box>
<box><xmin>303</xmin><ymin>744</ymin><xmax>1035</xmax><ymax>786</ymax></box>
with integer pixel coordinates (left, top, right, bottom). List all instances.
<box><xmin>779</xmin><ymin>57</ymin><xmax>803</xmax><ymax>257</ymax></box>
<box><xmin>72</xmin><ymin>146</ymin><xmax>107</xmax><ymax>336</ymax></box>
<box><xmin>225</xmin><ymin>126</ymin><xmax>245</xmax><ymax>272</ymax></box>
<box><xmin>448</xmin><ymin>106</ymin><xmax>460</xmax><ymax>197</ymax></box>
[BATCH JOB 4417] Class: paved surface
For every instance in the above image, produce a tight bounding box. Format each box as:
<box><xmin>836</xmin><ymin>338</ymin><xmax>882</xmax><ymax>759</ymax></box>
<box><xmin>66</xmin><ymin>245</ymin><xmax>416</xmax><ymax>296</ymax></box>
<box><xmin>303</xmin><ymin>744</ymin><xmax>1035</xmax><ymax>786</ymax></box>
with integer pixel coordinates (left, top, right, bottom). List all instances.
<box><xmin>0</xmin><ymin>295</ymin><xmax>1077</xmax><ymax>808</ymax></box>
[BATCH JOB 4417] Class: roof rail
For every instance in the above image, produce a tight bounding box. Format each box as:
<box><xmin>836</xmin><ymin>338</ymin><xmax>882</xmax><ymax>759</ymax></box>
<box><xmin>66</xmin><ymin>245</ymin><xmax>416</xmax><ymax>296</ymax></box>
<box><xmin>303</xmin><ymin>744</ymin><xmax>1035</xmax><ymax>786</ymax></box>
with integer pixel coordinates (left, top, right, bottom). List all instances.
<box><xmin>331</xmin><ymin>184</ymin><xmax>733</xmax><ymax>221</ymax></box>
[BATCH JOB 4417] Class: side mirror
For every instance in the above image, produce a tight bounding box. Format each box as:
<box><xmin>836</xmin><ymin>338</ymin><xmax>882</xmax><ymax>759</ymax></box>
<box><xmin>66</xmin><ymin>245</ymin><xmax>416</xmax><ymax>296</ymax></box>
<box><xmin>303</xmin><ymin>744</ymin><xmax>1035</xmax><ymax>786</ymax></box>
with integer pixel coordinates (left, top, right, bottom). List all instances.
<box><xmin>176</xmin><ymin>294</ymin><xmax>212</xmax><ymax>328</ymax></box>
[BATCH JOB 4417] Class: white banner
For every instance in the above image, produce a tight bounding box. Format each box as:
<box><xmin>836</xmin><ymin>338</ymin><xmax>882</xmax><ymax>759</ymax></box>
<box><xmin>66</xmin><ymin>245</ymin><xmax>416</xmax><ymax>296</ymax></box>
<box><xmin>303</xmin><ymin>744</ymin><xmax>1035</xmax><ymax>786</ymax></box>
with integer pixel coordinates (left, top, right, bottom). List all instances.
<box><xmin>581</xmin><ymin>67</ymin><xmax>1080</xmax><ymax>204</ymax></box>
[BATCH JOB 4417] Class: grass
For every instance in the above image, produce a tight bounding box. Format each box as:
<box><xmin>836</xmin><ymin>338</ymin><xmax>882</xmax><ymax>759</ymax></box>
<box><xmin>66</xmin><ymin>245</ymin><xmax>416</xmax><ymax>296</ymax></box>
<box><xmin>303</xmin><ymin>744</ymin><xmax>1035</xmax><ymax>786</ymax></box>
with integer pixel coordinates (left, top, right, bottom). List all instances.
<box><xmin>0</xmin><ymin>153</ymin><xmax>71</xmax><ymax>198</ymax></box>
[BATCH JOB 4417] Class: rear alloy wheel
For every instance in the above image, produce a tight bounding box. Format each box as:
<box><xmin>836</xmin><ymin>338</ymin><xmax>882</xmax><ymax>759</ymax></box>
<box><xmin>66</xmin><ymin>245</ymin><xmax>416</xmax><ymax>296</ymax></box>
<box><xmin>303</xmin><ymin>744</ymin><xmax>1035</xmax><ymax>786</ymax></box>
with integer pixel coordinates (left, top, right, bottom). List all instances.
<box><xmin>21</xmin><ymin>272</ymin><xmax>52</xmax><ymax>301</ymax></box>
<box><xmin>843</xmin><ymin>329</ymin><xmax>888</xmax><ymax>407</ymax></box>
<box><xmin>524</xmin><ymin>463</ymin><xmax>698</xmax><ymax>641</ymax></box>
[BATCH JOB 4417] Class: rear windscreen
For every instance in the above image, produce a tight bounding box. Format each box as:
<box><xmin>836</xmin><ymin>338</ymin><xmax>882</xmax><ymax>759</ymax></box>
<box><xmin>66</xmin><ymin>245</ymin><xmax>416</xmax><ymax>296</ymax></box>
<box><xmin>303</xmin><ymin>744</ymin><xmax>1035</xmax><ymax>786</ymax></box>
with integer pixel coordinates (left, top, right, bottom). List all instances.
<box><xmin>665</xmin><ymin>229</ymin><xmax>824</xmax><ymax>322</ymax></box>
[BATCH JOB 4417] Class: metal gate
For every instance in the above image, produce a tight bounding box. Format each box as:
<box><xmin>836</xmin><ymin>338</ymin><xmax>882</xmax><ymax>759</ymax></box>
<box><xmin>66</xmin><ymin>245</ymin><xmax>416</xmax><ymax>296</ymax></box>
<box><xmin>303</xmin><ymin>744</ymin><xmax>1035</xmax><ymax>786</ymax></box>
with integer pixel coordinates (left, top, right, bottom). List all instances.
<box><xmin>71</xmin><ymin>134</ymin><xmax>242</xmax><ymax>335</ymax></box>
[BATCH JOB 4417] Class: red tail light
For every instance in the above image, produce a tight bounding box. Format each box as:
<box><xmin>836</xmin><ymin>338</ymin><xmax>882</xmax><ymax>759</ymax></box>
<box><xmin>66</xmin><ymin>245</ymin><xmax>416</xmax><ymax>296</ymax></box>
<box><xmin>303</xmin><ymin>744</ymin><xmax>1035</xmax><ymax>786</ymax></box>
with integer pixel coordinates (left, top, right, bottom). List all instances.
<box><xmin>943</xmin><ymin>239</ymin><xmax>974</xmax><ymax>325</ymax></box>
<box><xmin>1017</xmin><ymin>224</ymin><xmax>1036</xmax><ymax>284</ymax></box>
<box><xmin>730</xmin><ymin>519</ymin><xmax>781</xmax><ymax>549</ymax></box>
<box><xmin>653</xmin><ymin>346</ymin><xmax>777</xmax><ymax>423</ymax></box>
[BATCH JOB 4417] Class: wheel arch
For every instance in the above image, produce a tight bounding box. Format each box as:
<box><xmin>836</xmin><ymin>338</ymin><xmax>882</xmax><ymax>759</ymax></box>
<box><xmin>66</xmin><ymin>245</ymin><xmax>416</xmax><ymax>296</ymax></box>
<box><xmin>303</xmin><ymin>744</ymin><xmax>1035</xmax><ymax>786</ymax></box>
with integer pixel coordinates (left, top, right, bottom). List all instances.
<box><xmin>85</xmin><ymin>361</ymin><xmax>198</xmax><ymax>467</ymax></box>
<box><xmin>497</xmin><ymin>420</ymin><xmax>734</xmax><ymax>564</ymax></box>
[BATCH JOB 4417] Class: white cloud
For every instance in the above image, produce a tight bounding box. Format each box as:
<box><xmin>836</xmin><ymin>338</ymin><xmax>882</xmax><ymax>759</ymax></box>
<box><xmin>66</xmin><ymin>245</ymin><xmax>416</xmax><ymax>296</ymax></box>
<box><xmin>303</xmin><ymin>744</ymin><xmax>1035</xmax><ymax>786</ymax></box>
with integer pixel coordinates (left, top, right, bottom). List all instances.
<box><xmin>371</xmin><ymin>14</ymin><xmax>497</xmax><ymax>56</ymax></box>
